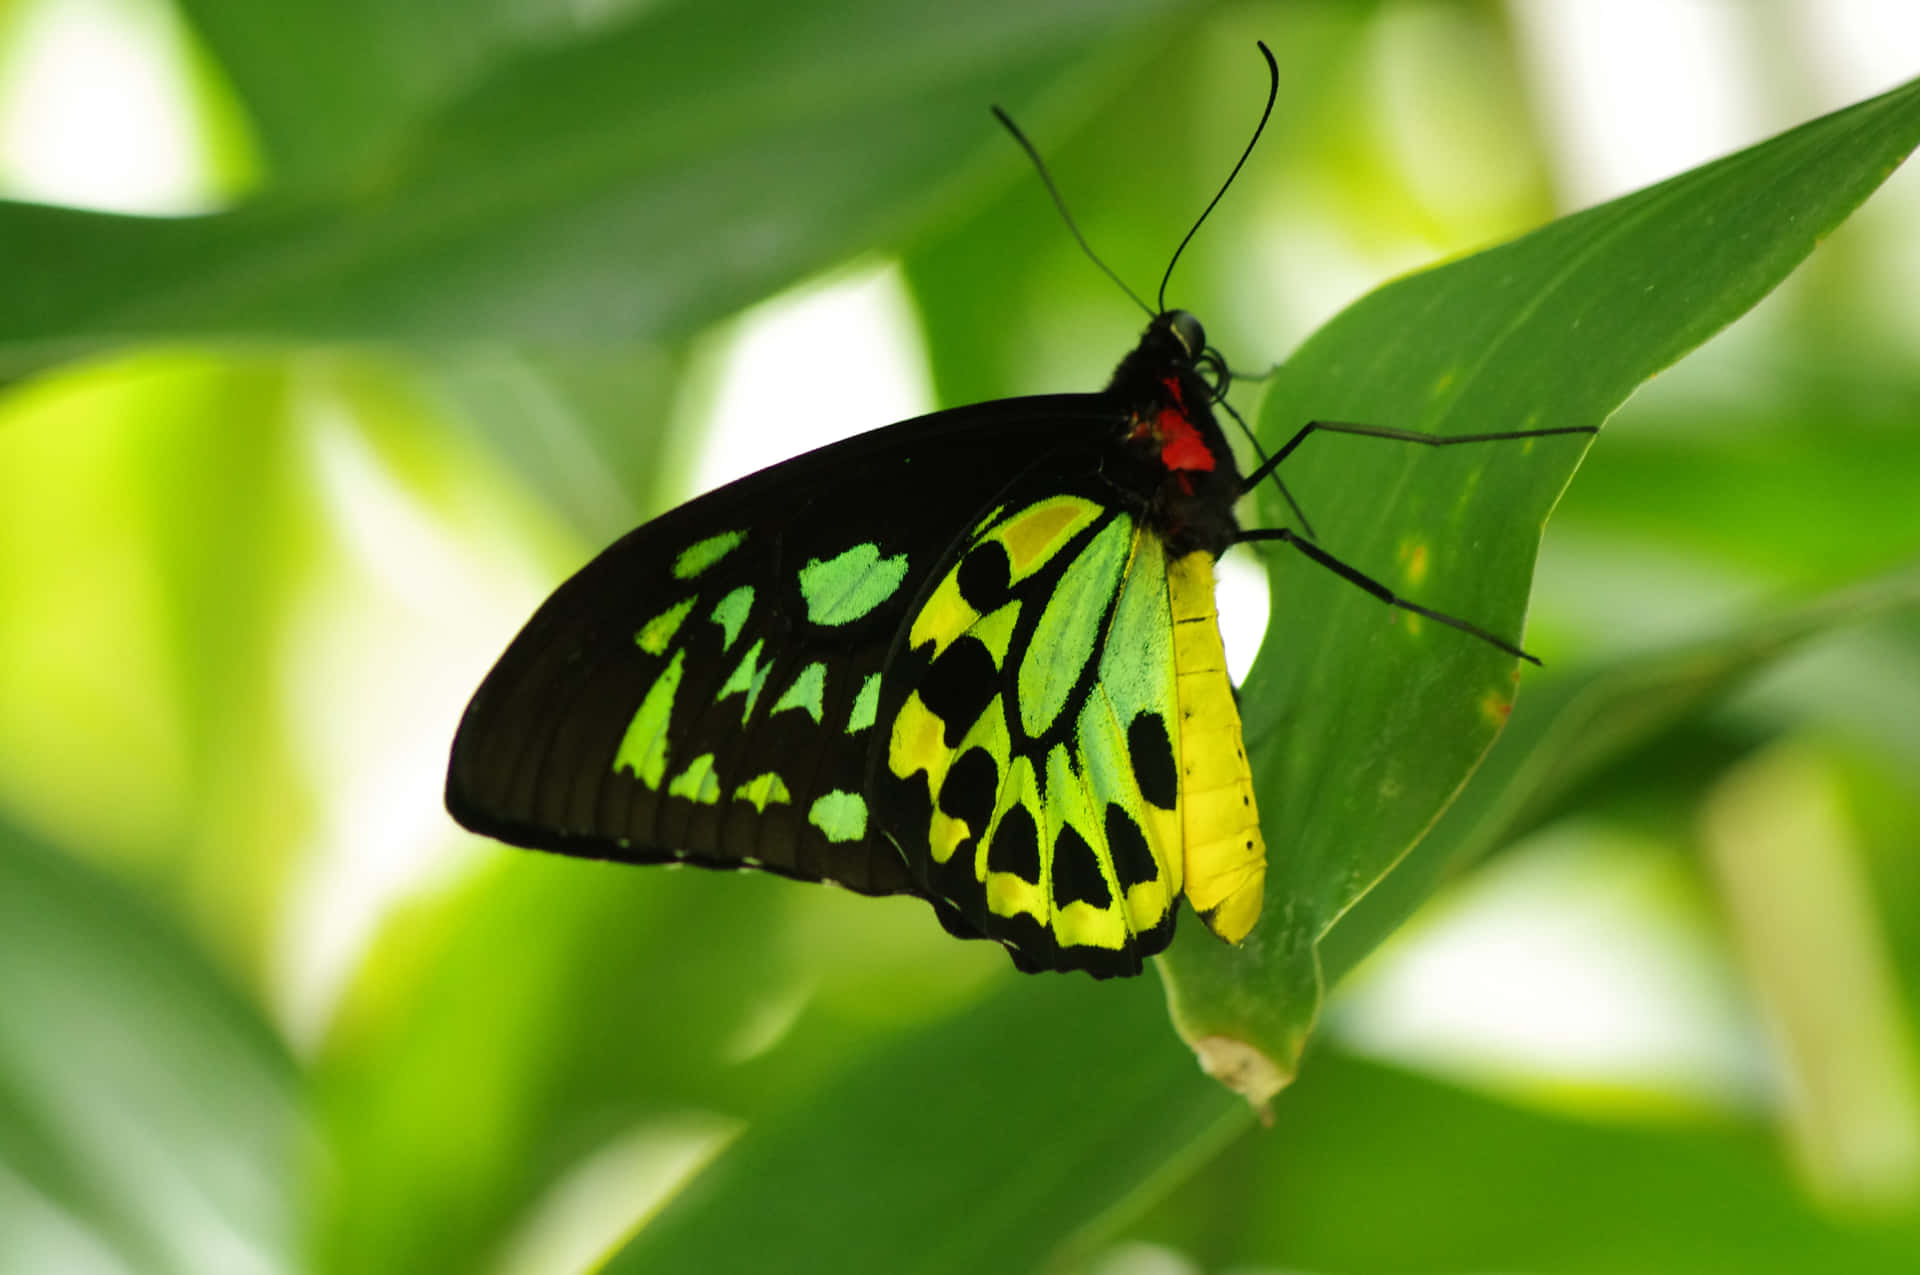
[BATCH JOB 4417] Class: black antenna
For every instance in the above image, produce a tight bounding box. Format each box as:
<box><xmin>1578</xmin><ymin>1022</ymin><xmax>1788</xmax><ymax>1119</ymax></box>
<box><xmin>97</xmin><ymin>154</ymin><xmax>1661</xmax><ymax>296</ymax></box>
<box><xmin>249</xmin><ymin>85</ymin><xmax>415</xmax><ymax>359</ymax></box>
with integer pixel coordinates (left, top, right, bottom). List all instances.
<box><xmin>991</xmin><ymin>106</ymin><xmax>1155</xmax><ymax>319</ymax></box>
<box><xmin>1157</xmin><ymin>40</ymin><xmax>1280</xmax><ymax>313</ymax></box>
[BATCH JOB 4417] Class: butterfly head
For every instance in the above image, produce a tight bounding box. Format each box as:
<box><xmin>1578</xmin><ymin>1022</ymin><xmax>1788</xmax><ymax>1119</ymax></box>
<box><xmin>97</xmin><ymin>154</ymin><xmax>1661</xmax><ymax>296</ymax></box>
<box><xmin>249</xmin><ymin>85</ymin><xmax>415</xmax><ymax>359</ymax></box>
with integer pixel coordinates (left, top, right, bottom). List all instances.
<box><xmin>1163</xmin><ymin>309</ymin><xmax>1206</xmax><ymax>359</ymax></box>
<box><xmin>1139</xmin><ymin>309</ymin><xmax>1231</xmax><ymax>402</ymax></box>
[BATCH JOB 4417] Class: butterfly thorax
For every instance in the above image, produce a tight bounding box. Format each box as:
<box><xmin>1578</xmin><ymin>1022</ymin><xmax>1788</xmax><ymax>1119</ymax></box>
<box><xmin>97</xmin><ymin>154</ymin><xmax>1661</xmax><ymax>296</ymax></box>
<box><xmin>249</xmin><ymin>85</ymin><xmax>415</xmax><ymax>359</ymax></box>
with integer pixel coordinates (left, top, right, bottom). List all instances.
<box><xmin>1104</xmin><ymin>311</ymin><xmax>1244</xmax><ymax>560</ymax></box>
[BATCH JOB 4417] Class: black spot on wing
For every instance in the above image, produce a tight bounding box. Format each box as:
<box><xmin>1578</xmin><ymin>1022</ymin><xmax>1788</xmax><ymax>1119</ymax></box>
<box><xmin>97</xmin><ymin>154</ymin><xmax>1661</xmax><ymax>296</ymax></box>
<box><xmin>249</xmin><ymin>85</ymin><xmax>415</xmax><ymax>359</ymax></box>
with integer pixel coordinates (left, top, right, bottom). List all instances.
<box><xmin>956</xmin><ymin>540</ymin><xmax>1012</xmax><ymax>612</ymax></box>
<box><xmin>1051</xmin><ymin>823</ymin><xmax>1111</xmax><ymax>908</ymax></box>
<box><xmin>1104</xmin><ymin>804</ymin><xmax>1158</xmax><ymax>891</ymax></box>
<box><xmin>1128</xmin><ymin>711</ymin><xmax>1177</xmax><ymax>810</ymax></box>
<box><xmin>939</xmin><ymin>747</ymin><xmax>997</xmax><ymax>832</ymax></box>
<box><xmin>918</xmin><ymin>637</ymin><xmax>997</xmax><ymax>748</ymax></box>
<box><xmin>985</xmin><ymin>804</ymin><xmax>1041</xmax><ymax>885</ymax></box>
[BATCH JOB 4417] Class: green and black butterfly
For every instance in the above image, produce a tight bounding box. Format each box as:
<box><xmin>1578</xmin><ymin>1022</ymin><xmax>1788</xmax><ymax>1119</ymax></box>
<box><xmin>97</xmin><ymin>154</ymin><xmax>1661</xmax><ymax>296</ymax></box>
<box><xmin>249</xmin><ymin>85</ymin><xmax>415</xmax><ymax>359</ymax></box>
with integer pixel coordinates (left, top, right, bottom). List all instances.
<box><xmin>446</xmin><ymin>45</ymin><xmax>1591</xmax><ymax>978</ymax></box>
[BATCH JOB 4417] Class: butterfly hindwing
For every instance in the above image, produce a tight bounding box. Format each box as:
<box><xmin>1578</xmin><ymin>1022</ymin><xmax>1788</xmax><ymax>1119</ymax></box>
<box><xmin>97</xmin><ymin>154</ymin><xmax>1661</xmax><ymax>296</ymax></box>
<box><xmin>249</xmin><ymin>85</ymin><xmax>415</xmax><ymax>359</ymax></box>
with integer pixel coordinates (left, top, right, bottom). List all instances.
<box><xmin>446</xmin><ymin>397</ymin><xmax>1123</xmax><ymax>900</ymax></box>
<box><xmin>870</xmin><ymin>481</ymin><xmax>1199</xmax><ymax>977</ymax></box>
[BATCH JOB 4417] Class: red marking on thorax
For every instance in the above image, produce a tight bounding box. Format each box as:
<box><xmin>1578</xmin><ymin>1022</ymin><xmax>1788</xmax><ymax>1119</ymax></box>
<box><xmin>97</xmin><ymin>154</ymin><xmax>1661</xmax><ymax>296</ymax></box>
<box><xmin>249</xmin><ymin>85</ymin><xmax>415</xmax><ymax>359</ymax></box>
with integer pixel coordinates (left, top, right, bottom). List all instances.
<box><xmin>1153</xmin><ymin>376</ymin><xmax>1216</xmax><ymax>472</ymax></box>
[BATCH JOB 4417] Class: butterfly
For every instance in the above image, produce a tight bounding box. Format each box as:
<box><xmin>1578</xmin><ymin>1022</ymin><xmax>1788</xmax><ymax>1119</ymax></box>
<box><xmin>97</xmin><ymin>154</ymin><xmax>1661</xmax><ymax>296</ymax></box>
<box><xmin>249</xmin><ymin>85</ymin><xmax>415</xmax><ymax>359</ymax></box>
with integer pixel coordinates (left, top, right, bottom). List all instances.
<box><xmin>445</xmin><ymin>44</ymin><xmax>1592</xmax><ymax>978</ymax></box>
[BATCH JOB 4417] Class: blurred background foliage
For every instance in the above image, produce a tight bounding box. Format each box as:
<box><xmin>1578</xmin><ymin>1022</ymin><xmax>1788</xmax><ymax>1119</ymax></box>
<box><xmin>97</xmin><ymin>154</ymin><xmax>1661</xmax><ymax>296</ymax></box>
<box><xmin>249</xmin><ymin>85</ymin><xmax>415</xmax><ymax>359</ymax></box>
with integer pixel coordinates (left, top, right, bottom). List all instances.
<box><xmin>1</xmin><ymin>1</ymin><xmax>1918</xmax><ymax>1273</ymax></box>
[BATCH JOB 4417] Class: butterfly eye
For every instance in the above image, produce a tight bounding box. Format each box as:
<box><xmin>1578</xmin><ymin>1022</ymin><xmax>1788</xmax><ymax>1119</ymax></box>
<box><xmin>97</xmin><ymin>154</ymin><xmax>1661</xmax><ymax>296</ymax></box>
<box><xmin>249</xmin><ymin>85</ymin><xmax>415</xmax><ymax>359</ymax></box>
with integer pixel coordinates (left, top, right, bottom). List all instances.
<box><xmin>1167</xmin><ymin>310</ymin><xmax>1206</xmax><ymax>359</ymax></box>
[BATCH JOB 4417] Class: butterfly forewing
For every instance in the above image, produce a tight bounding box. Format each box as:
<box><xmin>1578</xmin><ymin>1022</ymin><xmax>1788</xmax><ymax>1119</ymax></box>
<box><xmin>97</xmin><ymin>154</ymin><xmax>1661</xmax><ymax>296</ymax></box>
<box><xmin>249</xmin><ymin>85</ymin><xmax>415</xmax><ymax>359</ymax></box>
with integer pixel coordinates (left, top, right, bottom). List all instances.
<box><xmin>447</xmin><ymin>398</ymin><xmax>1122</xmax><ymax>898</ymax></box>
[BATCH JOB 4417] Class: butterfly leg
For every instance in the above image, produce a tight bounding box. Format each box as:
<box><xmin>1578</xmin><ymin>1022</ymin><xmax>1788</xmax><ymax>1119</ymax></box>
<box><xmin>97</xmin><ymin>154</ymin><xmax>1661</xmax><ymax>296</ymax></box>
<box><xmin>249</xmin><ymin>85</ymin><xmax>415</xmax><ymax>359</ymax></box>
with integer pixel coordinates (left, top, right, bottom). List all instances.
<box><xmin>1240</xmin><ymin>419</ymin><xmax>1596</xmax><ymax>492</ymax></box>
<box><xmin>1216</xmin><ymin>396</ymin><xmax>1316</xmax><ymax>538</ymax></box>
<box><xmin>1234</xmin><ymin>526</ymin><xmax>1539</xmax><ymax>664</ymax></box>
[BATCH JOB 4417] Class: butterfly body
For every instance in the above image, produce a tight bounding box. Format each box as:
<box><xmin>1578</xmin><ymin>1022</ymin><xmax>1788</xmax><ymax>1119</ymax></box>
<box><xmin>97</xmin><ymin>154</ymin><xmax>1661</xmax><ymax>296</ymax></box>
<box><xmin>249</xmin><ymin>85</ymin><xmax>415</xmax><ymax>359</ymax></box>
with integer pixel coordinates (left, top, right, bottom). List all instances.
<box><xmin>448</xmin><ymin>311</ymin><xmax>1266</xmax><ymax>977</ymax></box>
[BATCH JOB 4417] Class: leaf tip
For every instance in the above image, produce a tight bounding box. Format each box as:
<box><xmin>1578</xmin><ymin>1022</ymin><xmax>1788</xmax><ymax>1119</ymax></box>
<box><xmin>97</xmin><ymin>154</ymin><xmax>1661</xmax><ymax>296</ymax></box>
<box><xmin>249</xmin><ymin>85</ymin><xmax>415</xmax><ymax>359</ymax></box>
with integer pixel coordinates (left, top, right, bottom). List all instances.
<box><xmin>1190</xmin><ymin>1033</ymin><xmax>1292</xmax><ymax>1119</ymax></box>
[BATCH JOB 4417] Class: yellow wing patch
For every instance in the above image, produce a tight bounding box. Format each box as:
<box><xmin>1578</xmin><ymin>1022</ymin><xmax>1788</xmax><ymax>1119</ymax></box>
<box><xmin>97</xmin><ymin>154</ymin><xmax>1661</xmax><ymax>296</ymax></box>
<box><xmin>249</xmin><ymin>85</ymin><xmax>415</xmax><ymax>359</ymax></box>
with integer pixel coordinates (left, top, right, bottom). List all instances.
<box><xmin>998</xmin><ymin>496</ymin><xmax>1104</xmax><ymax>581</ymax></box>
<box><xmin>907</xmin><ymin>494</ymin><xmax>1102</xmax><ymax>658</ymax></box>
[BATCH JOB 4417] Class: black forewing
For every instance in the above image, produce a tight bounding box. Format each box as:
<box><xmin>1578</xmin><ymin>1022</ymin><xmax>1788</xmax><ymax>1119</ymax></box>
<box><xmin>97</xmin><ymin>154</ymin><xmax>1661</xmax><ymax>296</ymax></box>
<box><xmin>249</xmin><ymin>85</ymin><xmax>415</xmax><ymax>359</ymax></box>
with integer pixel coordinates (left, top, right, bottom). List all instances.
<box><xmin>447</xmin><ymin>394</ymin><xmax>1124</xmax><ymax>897</ymax></box>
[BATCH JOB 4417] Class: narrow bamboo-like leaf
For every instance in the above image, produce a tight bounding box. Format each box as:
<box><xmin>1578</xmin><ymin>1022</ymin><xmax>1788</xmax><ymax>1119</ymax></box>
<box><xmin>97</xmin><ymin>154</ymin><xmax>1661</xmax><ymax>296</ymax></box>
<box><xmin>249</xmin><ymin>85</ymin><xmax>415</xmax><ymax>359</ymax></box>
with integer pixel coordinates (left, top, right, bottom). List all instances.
<box><xmin>1139</xmin><ymin>1049</ymin><xmax>1920</xmax><ymax>1273</ymax></box>
<box><xmin>313</xmin><ymin>855</ymin><xmax>812</xmax><ymax>1275</ymax></box>
<box><xmin>0</xmin><ymin>821</ymin><xmax>300</xmax><ymax>1275</ymax></box>
<box><xmin>173</xmin><ymin>0</ymin><xmax>599</xmax><ymax>186</ymax></box>
<box><xmin>596</xmin><ymin>973</ymin><xmax>1243</xmax><ymax>1275</ymax></box>
<box><xmin>0</xmin><ymin>0</ymin><xmax>1191</xmax><ymax>377</ymax></box>
<box><xmin>1324</xmin><ymin>561</ymin><xmax>1920</xmax><ymax>984</ymax></box>
<box><xmin>424</xmin><ymin>347</ymin><xmax>681</xmax><ymax>542</ymax></box>
<box><xmin>1159</xmin><ymin>76</ymin><xmax>1920</xmax><ymax>1101</ymax></box>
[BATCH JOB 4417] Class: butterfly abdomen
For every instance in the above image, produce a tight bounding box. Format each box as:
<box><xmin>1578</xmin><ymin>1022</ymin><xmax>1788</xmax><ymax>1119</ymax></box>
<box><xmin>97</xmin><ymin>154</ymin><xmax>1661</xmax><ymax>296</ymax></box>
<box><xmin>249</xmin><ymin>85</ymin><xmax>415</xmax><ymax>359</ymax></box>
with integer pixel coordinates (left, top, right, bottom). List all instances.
<box><xmin>1165</xmin><ymin>551</ymin><xmax>1265</xmax><ymax>943</ymax></box>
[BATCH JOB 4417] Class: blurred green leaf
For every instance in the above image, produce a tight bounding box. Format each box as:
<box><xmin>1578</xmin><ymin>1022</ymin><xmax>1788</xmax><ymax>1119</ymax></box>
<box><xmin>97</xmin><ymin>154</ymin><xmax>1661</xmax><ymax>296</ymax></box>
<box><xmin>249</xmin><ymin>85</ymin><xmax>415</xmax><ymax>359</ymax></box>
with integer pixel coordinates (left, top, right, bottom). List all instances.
<box><xmin>1842</xmin><ymin>738</ymin><xmax>1920</xmax><ymax>1025</ymax></box>
<box><xmin>1159</xmin><ymin>76</ymin><xmax>1920</xmax><ymax>1095</ymax></box>
<box><xmin>0</xmin><ymin>818</ymin><xmax>301</xmax><ymax>1275</ymax></box>
<box><xmin>905</xmin><ymin>5</ymin><xmax>1378</xmax><ymax>407</ymax></box>
<box><xmin>126</xmin><ymin>356</ymin><xmax>312</xmax><ymax>977</ymax></box>
<box><xmin>1136</xmin><ymin>1048</ymin><xmax>1920</xmax><ymax>1273</ymax></box>
<box><xmin>1325</xmin><ymin>561</ymin><xmax>1920</xmax><ymax>984</ymax></box>
<box><xmin>1550</xmin><ymin>424</ymin><xmax>1920</xmax><ymax>587</ymax></box>
<box><xmin>425</xmin><ymin>345</ymin><xmax>682</xmax><ymax>542</ymax></box>
<box><xmin>0</xmin><ymin>0</ymin><xmax>1196</xmax><ymax>376</ymax></box>
<box><xmin>313</xmin><ymin>853</ymin><xmax>792</xmax><ymax>1275</ymax></box>
<box><xmin>600</xmin><ymin>972</ymin><xmax>1244</xmax><ymax>1275</ymax></box>
<box><xmin>174</xmin><ymin>0</ymin><xmax>607</xmax><ymax>188</ymax></box>
<box><xmin>0</xmin><ymin>354</ymin><xmax>314</xmax><ymax>969</ymax></box>
<box><xmin>312</xmin><ymin>849</ymin><xmax>998</xmax><ymax>1275</ymax></box>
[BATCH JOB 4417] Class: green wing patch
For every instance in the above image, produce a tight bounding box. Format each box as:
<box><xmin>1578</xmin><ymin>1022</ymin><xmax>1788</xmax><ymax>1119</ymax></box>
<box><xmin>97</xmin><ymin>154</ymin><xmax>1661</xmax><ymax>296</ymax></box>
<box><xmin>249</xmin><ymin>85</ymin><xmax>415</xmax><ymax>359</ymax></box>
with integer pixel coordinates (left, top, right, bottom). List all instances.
<box><xmin>800</xmin><ymin>544</ymin><xmax>910</xmax><ymax>625</ymax></box>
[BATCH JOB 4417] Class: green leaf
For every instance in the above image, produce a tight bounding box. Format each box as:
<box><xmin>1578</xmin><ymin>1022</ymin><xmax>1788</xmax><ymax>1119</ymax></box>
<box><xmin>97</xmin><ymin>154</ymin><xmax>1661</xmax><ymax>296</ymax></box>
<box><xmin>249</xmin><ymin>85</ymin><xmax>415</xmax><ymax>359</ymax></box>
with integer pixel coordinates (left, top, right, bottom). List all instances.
<box><xmin>1158</xmin><ymin>76</ymin><xmax>1920</xmax><ymax>1101</ymax></box>
<box><xmin>173</xmin><ymin>0</ymin><xmax>602</xmax><ymax>187</ymax></box>
<box><xmin>0</xmin><ymin>353</ymin><xmax>316</xmax><ymax>974</ymax></box>
<box><xmin>0</xmin><ymin>819</ymin><xmax>301</xmax><ymax>1275</ymax></box>
<box><xmin>1138</xmin><ymin>1049</ymin><xmax>1920</xmax><ymax>1273</ymax></box>
<box><xmin>1545</xmin><ymin>423</ymin><xmax>1920</xmax><ymax>588</ymax></box>
<box><xmin>1324</xmin><ymin>561</ymin><xmax>1920</xmax><ymax>985</ymax></box>
<box><xmin>120</xmin><ymin>355</ymin><xmax>310</xmax><ymax>974</ymax></box>
<box><xmin>0</xmin><ymin>0</ymin><xmax>1194</xmax><ymax>377</ymax></box>
<box><xmin>424</xmin><ymin>345</ymin><xmax>682</xmax><ymax>542</ymax></box>
<box><xmin>597</xmin><ymin>973</ymin><xmax>1244</xmax><ymax>1275</ymax></box>
<box><xmin>311</xmin><ymin>849</ymin><xmax>998</xmax><ymax>1275</ymax></box>
<box><xmin>312</xmin><ymin>855</ymin><xmax>798</xmax><ymax>1275</ymax></box>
